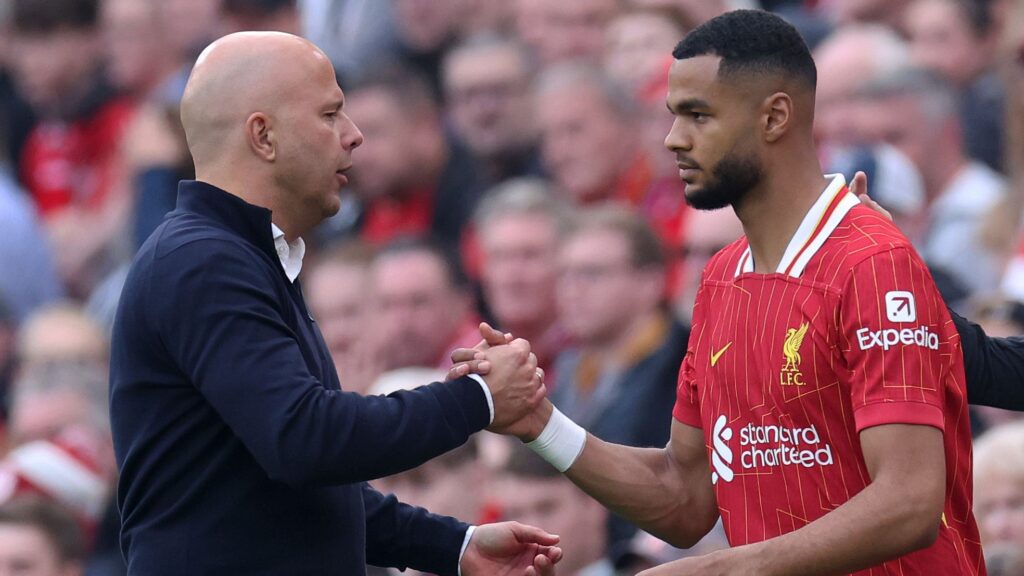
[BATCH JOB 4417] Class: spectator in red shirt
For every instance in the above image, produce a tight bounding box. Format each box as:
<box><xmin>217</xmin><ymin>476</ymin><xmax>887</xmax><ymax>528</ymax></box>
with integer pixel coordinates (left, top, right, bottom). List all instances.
<box><xmin>338</xmin><ymin>65</ymin><xmax>485</xmax><ymax>253</ymax></box>
<box><xmin>9</xmin><ymin>0</ymin><xmax>135</xmax><ymax>296</ymax></box>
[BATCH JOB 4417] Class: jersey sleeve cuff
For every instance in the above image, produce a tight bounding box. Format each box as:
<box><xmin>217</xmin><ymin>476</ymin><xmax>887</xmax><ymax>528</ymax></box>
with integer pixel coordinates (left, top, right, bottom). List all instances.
<box><xmin>673</xmin><ymin>404</ymin><xmax>703</xmax><ymax>428</ymax></box>
<box><xmin>854</xmin><ymin>401</ymin><xmax>945</xmax><ymax>433</ymax></box>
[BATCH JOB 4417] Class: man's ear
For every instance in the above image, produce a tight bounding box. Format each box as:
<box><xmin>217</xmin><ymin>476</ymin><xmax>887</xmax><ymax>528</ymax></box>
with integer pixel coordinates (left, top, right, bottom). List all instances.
<box><xmin>246</xmin><ymin>112</ymin><xmax>276</xmax><ymax>161</ymax></box>
<box><xmin>762</xmin><ymin>92</ymin><xmax>793</xmax><ymax>143</ymax></box>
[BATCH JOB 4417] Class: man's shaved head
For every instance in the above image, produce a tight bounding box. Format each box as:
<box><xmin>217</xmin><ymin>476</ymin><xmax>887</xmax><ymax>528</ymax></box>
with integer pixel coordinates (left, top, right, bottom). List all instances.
<box><xmin>178</xmin><ymin>31</ymin><xmax>363</xmax><ymax>239</ymax></box>
<box><xmin>180</xmin><ymin>31</ymin><xmax>328</xmax><ymax>167</ymax></box>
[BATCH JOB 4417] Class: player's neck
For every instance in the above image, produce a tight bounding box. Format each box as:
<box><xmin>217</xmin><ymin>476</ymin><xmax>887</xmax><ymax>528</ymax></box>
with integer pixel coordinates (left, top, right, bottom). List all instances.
<box><xmin>735</xmin><ymin>164</ymin><xmax>831</xmax><ymax>274</ymax></box>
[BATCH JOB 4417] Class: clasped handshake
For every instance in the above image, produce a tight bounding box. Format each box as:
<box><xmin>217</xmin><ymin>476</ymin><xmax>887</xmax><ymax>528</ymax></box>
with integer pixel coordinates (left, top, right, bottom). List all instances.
<box><xmin>447</xmin><ymin>322</ymin><xmax>554</xmax><ymax>441</ymax></box>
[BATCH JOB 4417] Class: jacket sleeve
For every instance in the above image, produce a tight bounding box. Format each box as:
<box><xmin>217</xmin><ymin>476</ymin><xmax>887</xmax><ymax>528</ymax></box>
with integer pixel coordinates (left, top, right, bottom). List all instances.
<box><xmin>363</xmin><ymin>483</ymin><xmax>468</xmax><ymax>576</ymax></box>
<box><xmin>951</xmin><ymin>308</ymin><xmax>1024</xmax><ymax>410</ymax></box>
<box><xmin>151</xmin><ymin>238</ymin><xmax>491</xmax><ymax>486</ymax></box>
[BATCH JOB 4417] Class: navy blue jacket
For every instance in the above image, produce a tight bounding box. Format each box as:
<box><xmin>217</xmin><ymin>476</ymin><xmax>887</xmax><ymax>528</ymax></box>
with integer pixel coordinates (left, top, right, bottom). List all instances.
<box><xmin>110</xmin><ymin>181</ymin><xmax>491</xmax><ymax>575</ymax></box>
<box><xmin>951</xmin><ymin>309</ymin><xmax>1024</xmax><ymax>411</ymax></box>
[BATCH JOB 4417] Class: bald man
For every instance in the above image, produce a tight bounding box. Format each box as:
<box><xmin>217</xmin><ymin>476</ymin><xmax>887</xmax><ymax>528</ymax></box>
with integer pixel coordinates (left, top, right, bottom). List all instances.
<box><xmin>109</xmin><ymin>32</ymin><xmax>558</xmax><ymax>576</ymax></box>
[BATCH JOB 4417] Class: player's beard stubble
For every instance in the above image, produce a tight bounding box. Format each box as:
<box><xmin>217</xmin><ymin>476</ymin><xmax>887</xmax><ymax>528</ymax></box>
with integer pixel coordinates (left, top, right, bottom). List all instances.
<box><xmin>684</xmin><ymin>147</ymin><xmax>763</xmax><ymax>211</ymax></box>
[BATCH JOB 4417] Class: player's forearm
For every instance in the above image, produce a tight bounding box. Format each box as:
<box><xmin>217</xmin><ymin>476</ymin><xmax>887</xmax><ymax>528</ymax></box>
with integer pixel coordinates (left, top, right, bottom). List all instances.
<box><xmin>565</xmin><ymin>434</ymin><xmax>718</xmax><ymax>548</ymax></box>
<box><xmin>732</xmin><ymin>478</ymin><xmax>941</xmax><ymax>575</ymax></box>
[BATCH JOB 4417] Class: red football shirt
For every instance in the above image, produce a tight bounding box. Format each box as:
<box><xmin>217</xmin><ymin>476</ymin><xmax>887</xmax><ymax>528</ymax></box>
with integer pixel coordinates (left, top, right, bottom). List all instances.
<box><xmin>673</xmin><ymin>175</ymin><xmax>984</xmax><ymax>574</ymax></box>
<box><xmin>20</xmin><ymin>98</ymin><xmax>135</xmax><ymax>218</ymax></box>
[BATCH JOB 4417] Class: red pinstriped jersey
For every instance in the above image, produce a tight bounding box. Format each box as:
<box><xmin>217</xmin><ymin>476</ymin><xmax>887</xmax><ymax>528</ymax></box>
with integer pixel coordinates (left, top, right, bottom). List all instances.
<box><xmin>673</xmin><ymin>175</ymin><xmax>984</xmax><ymax>574</ymax></box>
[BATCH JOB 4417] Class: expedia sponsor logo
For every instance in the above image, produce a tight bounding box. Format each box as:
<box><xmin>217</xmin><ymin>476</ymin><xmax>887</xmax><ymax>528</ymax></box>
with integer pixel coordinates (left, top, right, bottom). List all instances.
<box><xmin>709</xmin><ymin>415</ymin><xmax>835</xmax><ymax>483</ymax></box>
<box><xmin>885</xmin><ymin>291</ymin><xmax>916</xmax><ymax>322</ymax></box>
<box><xmin>856</xmin><ymin>325</ymin><xmax>939</xmax><ymax>351</ymax></box>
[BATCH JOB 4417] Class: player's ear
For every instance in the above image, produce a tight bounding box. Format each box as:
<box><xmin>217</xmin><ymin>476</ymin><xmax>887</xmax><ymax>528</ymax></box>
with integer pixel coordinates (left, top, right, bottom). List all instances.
<box><xmin>761</xmin><ymin>92</ymin><xmax>793</xmax><ymax>143</ymax></box>
<box><xmin>247</xmin><ymin>112</ymin><xmax>276</xmax><ymax>162</ymax></box>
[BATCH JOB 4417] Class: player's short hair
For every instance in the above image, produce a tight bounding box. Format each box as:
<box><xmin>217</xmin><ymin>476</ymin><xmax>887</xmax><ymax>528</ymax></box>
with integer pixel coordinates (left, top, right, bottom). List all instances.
<box><xmin>565</xmin><ymin>205</ymin><xmax>665</xmax><ymax>270</ymax></box>
<box><xmin>11</xmin><ymin>0</ymin><xmax>97</xmax><ymax>34</ymax></box>
<box><xmin>672</xmin><ymin>9</ymin><xmax>816</xmax><ymax>90</ymax></box>
<box><xmin>0</xmin><ymin>498</ymin><xmax>86</xmax><ymax>564</ymax></box>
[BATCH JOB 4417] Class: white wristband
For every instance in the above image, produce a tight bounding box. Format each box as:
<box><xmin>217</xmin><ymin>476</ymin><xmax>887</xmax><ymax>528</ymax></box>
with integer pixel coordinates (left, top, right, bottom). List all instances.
<box><xmin>525</xmin><ymin>406</ymin><xmax>587</xmax><ymax>472</ymax></box>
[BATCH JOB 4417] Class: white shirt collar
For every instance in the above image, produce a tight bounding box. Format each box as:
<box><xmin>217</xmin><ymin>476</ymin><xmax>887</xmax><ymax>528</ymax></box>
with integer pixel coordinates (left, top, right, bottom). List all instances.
<box><xmin>270</xmin><ymin>223</ymin><xmax>306</xmax><ymax>283</ymax></box>
<box><xmin>733</xmin><ymin>174</ymin><xmax>856</xmax><ymax>278</ymax></box>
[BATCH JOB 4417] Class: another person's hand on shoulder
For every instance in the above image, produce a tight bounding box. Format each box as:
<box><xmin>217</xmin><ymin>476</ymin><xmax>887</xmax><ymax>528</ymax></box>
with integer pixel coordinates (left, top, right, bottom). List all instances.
<box><xmin>851</xmin><ymin>171</ymin><xmax>893</xmax><ymax>222</ymax></box>
<box><xmin>460</xmin><ymin>521</ymin><xmax>562</xmax><ymax>576</ymax></box>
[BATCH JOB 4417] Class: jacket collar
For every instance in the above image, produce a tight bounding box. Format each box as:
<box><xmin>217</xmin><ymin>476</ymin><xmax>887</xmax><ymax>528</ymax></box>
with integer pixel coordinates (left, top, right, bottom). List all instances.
<box><xmin>175</xmin><ymin>180</ymin><xmax>278</xmax><ymax>262</ymax></box>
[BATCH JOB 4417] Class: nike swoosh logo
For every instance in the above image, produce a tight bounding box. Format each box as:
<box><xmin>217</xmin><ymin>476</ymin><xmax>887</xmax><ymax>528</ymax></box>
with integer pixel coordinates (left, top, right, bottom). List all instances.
<box><xmin>711</xmin><ymin>342</ymin><xmax>732</xmax><ymax>367</ymax></box>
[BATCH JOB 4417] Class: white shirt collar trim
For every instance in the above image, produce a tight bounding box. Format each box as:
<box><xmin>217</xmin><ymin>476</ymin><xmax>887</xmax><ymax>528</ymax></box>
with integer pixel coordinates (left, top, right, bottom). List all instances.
<box><xmin>734</xmin><ymin>174</ymin><xmax>855</xmax><ymax>278</ymax></box>
<box><xmin>270</xmin><ymin>223</ymin><xmax>306</xmax><ymax>283</ymax></box>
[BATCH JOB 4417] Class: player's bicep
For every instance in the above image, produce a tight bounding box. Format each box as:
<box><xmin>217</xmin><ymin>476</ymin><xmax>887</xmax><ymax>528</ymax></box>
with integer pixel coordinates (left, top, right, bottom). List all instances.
<box><xmin>662</xmin><ymin>419</ymin><xmax>719</xmax><ymax>539</ymax></box>
<box><xmin>667</xmin><ymin>420</ymin><xmax>715</xmax><ymax>506</ymax></box>
<box><xmin>668</xmin><ymin>419</ymin><xmax>710</xmax><ymax>471</ymax></box>
<box><xmin>859</xmin><ymin>424</ymin><xmax>945</xmax><ymax>518</ymax></box>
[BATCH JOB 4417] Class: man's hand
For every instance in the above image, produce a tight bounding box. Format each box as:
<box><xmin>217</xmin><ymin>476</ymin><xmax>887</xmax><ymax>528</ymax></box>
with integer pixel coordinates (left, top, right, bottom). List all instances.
<box><xmin>850</xmin><ymin>170</ymin><xmax>892</xmax><ymax>222</ymax></box>
<box><xmin>446</xmin><ymin>323</ymin><xmax>549</xmax><ymax>438</ymax></box>
<box><xmin>446</xmin><ymin>323</ymin><xmax>511</xmax><ymax>381</ymax></box>
<box><xmin>460</xmin><ymin>522</ymin><xmax>562</xmax><ymax>576</ymax></box>
<box><xmin>481</xmin><ymin>338</ymin><xmax>546</xmax><ymax>434</ymax></box>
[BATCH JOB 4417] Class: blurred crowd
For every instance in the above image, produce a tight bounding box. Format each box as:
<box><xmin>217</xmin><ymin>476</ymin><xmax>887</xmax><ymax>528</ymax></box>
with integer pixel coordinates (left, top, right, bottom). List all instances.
<box><xmin>1</xmin><ymin>0</ymin><xmax>1024</xmax><ymax>574</ymax></box>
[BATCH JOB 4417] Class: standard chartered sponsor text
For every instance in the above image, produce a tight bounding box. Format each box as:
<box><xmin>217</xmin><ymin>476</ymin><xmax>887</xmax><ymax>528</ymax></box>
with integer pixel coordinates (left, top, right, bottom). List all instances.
<box><xmin>738</xmin><ymin>422</ymin><xmax>834</xmax><ymax>470</ymax></box>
